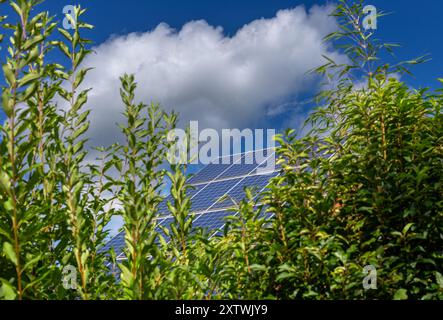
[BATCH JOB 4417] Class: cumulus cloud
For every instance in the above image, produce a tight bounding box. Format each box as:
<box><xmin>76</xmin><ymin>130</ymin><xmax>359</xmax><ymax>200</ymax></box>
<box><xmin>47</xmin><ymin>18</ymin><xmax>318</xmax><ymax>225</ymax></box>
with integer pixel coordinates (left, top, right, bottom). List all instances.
<box><xmin>78</xmin><ymin>4</ymin><xmax>345</xmax><ymax>148</ymax></box>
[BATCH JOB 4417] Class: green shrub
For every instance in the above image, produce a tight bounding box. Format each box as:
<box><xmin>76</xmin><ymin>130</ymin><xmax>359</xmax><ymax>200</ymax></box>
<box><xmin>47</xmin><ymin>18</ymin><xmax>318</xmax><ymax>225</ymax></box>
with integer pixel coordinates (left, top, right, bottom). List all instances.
<box><xmin>0</xmin><ymin>0</ymin><xmax>441</xmax><ymax>300</ymax></box>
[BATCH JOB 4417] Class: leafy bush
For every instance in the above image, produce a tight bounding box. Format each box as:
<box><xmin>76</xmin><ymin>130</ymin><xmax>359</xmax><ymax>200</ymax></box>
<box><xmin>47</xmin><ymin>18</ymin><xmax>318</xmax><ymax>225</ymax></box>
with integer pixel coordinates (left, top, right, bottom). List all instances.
<box><xmin>0</xmin><ymin>0</ymin><xmax>441</xmax><ymax>300</ymax></box>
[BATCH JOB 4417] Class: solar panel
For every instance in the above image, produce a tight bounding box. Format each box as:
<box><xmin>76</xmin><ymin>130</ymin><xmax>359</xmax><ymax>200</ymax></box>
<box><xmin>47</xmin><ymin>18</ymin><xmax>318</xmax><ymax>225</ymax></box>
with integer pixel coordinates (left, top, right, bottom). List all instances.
<box><xmin>190</xmin><ymin>178</ymin><xmax>240</xmax><ymax>212</ymax></box>
<box><xmin>202</xmin><ymin>149</ymin><xmax>275</xmax><ymax>181</ymax></box>
<box><xmin>231</xmin><ymin>172</ymin><xmax>278</xmax><ymax>198</ymax></box>
<box><xmin>103</xmin><ymin>148</ymin><xmax>279</xmax><ymax>260</ymax></box>
<box><xmin>192</xmin><ymin>210</ymin><xmax>233</xmax><ymax>231</ymax></box>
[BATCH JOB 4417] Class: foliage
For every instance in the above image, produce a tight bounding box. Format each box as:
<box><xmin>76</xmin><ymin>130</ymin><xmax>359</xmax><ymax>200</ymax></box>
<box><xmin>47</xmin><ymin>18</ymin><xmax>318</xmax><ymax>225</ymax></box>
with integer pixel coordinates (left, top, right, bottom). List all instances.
<box><xmin>0</xmin><ymin>0</ymin><xmax>441</xmax><ymax>300</ymax></box>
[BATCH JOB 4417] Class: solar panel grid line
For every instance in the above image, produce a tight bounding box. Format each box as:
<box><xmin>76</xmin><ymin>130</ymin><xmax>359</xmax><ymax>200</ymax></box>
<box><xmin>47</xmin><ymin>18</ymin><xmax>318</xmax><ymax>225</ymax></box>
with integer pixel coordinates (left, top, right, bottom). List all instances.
<box><xmin>179</xmin><ymin>149</ymin><xmax>276</xmax><ymax>214</ymax></box>
<box><xmin>218</xmin><ymin>147</ymin><xmax>275</xmax><ymax>159</ymax></box>
<box><xmin>188</xmin><ymin>147</ymin><xmax>276</xmax><ymax>186</ymax></box>
<box><xmin>157</xmin><ymin>183</ymin><xmax>207</xmax><ymax>214</ymax></box>
<box><xmin>213</xmin><ymin>149</ymin><xmax>277</xmax><ymax>183</ymax></box>
<box><xmin>189</xmin><ymin>169</ymin><xmax>278</xmax><ymax>187</ymax></box>
<box><xmin>161</xmin><ymin>148</ymin><xmax>276</xmax><ymax>214</ymax></box>
<box><xmin>107</xmin><ymin>148</ymin><xmax>278</xmax><ymax>261</ymax></box>
<box><xmin>209</xmin><ymin>172</ymin><xmax>279</xmax><ymax>211</ymax></box>
<box><xmin>178</xmin><ymin>155</ymin><xmax>243</xmax><ymax>205</ymax></box>
<box><xmin>192</xmin><ymin>149</ymin><xmax>276</xmax><ymax>225</ymax></box>
<box><xmin>99</xmin><ymin>229</ymin><xmax>124</xmax><ymax>254</ymax></box>
<box><xmin>187</xmin><ymin>153</ymin><xmax>242</xmax><ymax>186</ymax></box>
<box><xmin>190</xmin><ymin>178</ymin><xmax>247</xmax><ymax>223</ymax></box>
<box><xmin>226</xmin><ymin>172</ymin><xmax>278</xmax><ymax>198</ymax></box>
<box><xmin>197</xmin><ymin>147</ymin><xmax>275</xmax><ymax>166</ymax></box>
<box><xmin>155</xmin><ymin>206</ymin><xmax>234</xmax><ymax>221</ymax></box>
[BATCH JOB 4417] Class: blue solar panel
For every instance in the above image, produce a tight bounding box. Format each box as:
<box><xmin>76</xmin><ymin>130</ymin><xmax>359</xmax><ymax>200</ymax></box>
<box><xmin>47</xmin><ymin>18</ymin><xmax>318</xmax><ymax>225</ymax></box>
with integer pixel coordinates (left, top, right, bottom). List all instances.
<box><xmin>187</xmin><ymin>149</ymin><xmax>275</xmax><ymax>184</ymax></box>
<box><xmin>157</xmin><ymin>183</ymin><xmax>207</xmax><ymax>214</ymax></box>
<box><xmin>255</xmin><ymin>151</ymin><xmax>279</xmax><ymax>172</ymax></box>
<box><xmin>102</xmin><ymin>149</ymin><xmax>278</xmax><ymax>259</ymax></box>
<box><xmin>227</xmin><ymin>172</ymin><xmax>277</xmax><ymax>200</ymax></box>
<box><xmin>187</xmin><ymin>154</ymin><xmax>241</xmax><ymax>185</ymax></box>
<box><xmin>221</xmin><ymin>149</ymin><xmax>275</xmax><ymax>178</ymax></box>
<box><xmin>190</xmin><ymin>178</ymin><xmax>240</xmax><ymax>212</ymax></box>
<box><xmin>100</xmin><ymin>231</ymin><xmax>125</xmax><ymax>257</ymax></box>
<box><xmin>155</xmin><ymin>217</ymin><xmax>174</xmax><ymax>242</ymax></box>
<box><xmin>192</xmin><ymin>210</ymin><xmax>234</xmax><ymax>231</ymax></box>
<box><xmin>211</xmin><ymin>172</ymin><xmax>278</xmax><ymax>209</ymax></box>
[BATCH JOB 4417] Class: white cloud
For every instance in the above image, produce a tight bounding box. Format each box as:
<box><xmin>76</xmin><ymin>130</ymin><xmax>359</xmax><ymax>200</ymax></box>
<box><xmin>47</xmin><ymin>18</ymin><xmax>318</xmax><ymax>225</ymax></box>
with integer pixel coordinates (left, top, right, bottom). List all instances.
<box><xmin>78</xmin><ymin>4</ymin><xmax>345</xmax><ymax>148</ymax></box>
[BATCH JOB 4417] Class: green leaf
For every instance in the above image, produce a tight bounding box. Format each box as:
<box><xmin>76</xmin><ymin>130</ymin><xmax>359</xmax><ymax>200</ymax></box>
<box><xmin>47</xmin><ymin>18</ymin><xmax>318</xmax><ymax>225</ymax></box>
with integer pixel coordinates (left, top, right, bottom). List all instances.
<box><xmin>71</xmin><ymin>123</ymin><xmax>89</xmax><ymax>140</ymax></box>
<box><xmin>21</xmin><ymin>82</ymin><xmax>38</xmax><ymax>100</ymax></box>
<box><xmin>1</xmin><ymin>90</ymin><xmax>13</xmax><ymax>117</ymax></box>
<box><xmin>73</xmin><ymin>68</ymin><xmax>93</xmax><ymax>89</ymax></box>
<box><xmin>23</xmin><ymin>255</ymin><xmax>41</xmax><ymax>272</ymax></box>
<box><xmin>250</xmin><ymin>264</ymin><xmax>267</xmax><ymax>272</ymax></box>
<box><xmin>57</xmin><ymin>41</ymin><xmax>71</xmax><ymax>59</ymax></box>
<box><xmin>393</xmin><ymin>289</ymin><xmax>408</xmax><ymax>300</ymax></box>
<box><xmin>22</xmin><ymin>34</ymin><xmax>44</xmax><ymax>51</ymax></box>
<box><xmin>3</xmin><ymin>198</ymin><xmax>13</xmax><ymax>211</ymax></box>
<box><xmin>3</xmin><ymin>242</ymin><xmax>18</xmax><ymax>266</ymax></box>
<box><xmin>9</xmin><ymin>2</ymin><xmax>22</xmax><ymax>19</ymax></box>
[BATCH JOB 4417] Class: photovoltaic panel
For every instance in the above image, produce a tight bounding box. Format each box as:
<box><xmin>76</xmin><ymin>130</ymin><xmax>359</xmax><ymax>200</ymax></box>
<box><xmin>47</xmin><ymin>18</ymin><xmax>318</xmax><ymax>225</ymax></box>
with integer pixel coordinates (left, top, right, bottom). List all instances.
<box><xmin>211</xmin><ymin>172</ymin><xmax>279</xmax><ymax>209</ymax></box>
<box><xmin>255</xmin><ymin>150</ymin><xmax>279</xmax><ymax>172</ymax></box>
<box><xmin>226</xmin><ymin>172</ymin><xmax>278</xmax><ymax>201</ymax></box>
<box><xmin>210</xmin><ymin>149</ymin><xmax>275</xmax><ymax>180</ymax></box>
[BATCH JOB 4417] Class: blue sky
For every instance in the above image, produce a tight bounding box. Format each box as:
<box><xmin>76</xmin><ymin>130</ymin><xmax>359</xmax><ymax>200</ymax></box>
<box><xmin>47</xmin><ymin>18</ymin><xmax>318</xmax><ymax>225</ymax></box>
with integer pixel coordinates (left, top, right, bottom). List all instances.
<box><xmin>1</xmin><ymin>0</ymin><xmax>442</xmax><ymax>134</ymax></box>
